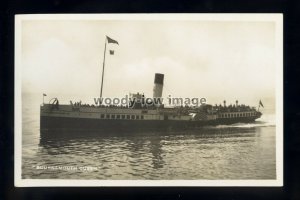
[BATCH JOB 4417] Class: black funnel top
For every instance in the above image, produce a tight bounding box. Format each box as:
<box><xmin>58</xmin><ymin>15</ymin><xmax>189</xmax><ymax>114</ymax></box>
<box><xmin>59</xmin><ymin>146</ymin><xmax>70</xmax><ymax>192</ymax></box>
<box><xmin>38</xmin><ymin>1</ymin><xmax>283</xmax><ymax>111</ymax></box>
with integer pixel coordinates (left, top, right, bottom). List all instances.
<box><xmin>154</xmin><ymin>73</ymin><xmax>164</xmax><ymax>85</ymax></box>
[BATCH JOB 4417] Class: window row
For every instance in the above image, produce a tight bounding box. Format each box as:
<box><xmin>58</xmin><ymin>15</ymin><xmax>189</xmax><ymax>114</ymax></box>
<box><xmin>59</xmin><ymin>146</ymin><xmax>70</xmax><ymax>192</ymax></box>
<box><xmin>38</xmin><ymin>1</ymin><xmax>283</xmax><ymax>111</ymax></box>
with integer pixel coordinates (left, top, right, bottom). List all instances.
<box><xmin>220</xmin><ymin>112</ymin><xmax>255</xmax><ymax>118</ymax></box>
<box><xmin>100</xmin><ymin>114</ymin><xmax>144</xmax><ymax>120</ymax></box>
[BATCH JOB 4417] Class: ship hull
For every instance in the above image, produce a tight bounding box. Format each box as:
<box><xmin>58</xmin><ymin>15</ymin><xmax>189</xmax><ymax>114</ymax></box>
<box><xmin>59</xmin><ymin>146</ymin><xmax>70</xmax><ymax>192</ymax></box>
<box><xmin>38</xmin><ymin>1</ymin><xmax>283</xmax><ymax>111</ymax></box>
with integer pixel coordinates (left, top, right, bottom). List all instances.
<box><xmin>40</xmin><ymin>115</ymin><xmax>259</xmax><ymax>135</ymax></box>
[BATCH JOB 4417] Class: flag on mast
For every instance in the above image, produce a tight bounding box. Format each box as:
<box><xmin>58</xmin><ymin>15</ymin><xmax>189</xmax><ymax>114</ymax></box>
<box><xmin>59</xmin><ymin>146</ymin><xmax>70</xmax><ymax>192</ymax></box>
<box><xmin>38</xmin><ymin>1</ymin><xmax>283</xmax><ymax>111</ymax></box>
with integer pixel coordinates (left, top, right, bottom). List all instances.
<box><xmin>106</xmin><ymin>36</ymin><xmax>119</xmax><ymax>45</ymax></box>
<box><xmin>259</xmin><ymin>100</ymin><xmax>264</xmax><ymax>108</ymax></box>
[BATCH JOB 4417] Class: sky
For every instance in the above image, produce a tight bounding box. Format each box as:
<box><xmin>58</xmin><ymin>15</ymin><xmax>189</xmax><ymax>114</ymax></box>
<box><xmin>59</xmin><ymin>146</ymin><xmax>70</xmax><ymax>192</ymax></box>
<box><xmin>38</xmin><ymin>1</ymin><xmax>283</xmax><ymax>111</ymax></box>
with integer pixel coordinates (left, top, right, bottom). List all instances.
<box><xmin>21</xmin><ymin>17</ymin><xmax>278</xmax><ymax>106</ymax></box>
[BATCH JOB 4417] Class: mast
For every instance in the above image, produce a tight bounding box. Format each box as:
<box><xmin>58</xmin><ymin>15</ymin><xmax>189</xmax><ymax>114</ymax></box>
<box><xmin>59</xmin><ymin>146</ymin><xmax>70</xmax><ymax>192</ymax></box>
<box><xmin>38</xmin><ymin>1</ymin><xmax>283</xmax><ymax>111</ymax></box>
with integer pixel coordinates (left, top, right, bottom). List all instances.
<box><xmin>100</xmin><ymin>38</ymin><xmax>107</xmax><ymax>100</ymax></box>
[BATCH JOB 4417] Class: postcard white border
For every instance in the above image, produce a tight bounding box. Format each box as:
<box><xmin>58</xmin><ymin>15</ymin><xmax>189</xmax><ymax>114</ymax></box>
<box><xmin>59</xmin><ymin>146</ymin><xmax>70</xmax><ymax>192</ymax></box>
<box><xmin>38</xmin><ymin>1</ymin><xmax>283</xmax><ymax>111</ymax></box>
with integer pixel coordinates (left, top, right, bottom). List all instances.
<box><xmin>14</xmin><ymin>14</ymin><xmax>283</xmax><ymax>187</ymax></box>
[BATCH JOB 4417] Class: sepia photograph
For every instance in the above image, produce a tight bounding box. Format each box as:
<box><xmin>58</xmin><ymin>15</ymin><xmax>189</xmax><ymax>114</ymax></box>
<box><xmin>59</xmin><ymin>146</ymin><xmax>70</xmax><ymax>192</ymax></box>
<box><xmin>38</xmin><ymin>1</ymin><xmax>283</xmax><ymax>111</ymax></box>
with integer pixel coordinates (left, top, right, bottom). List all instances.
<box><xmin>14</xmin><ymin>14</ymin><xmax>283</xmax><ymax>186</ymax></box>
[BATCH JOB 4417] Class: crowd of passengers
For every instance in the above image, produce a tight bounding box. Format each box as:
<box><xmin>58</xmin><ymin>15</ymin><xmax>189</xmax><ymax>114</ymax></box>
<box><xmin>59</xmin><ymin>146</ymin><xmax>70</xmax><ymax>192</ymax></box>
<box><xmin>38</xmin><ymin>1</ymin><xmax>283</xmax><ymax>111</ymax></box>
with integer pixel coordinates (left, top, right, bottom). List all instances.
<box><xmin>71</xmin><ymin>101</ymin><xmax>256</xmax><ymax>113</ymax></box>
<box><xmin>71</xmin><ymin>101</ymin><xmax>158</xmax><ymax>109</ymax></box>
<box><xmin>212</xmin><ymin>103</ymin><xmax>256</xmax><ymax>112</ymax></box>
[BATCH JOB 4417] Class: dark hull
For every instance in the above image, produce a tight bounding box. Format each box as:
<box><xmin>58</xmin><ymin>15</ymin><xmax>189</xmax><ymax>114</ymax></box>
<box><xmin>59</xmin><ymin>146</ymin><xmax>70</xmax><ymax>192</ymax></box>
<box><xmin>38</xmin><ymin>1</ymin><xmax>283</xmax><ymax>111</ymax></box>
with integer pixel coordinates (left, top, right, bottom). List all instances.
<box><xmin>40</xmin><ymin>115</ymin><xmax>259</xmax><ymax>134</ymax></box>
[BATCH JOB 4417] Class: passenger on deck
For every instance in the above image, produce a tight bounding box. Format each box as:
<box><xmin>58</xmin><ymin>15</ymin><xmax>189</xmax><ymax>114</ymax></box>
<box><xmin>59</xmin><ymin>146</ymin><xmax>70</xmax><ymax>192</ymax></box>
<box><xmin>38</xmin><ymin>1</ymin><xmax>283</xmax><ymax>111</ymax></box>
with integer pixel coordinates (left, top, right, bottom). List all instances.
<box><xmin>56</xmin><ymin>99</ymin><xmax>59</xmax><ymax>109</ymax></box>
